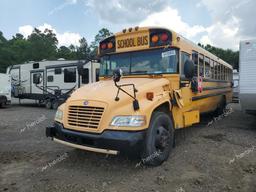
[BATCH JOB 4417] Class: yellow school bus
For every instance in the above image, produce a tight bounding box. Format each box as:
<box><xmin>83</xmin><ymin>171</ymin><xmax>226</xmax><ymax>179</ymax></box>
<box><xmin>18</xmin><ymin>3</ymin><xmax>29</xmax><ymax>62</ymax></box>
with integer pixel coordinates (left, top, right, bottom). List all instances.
<box><xmin>46</xmin><ymin>27</ymin><xmax>233</xmax><ymax>166</ymax></box>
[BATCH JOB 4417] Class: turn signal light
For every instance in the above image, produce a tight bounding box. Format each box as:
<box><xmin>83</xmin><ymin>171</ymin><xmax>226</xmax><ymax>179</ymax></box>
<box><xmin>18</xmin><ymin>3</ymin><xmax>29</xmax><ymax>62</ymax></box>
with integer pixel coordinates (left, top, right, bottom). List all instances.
<box><xmin>151</xmin><ymin>35</ymin><xmax>159</xmax><ymax>43</ymax></box>
<box><xmin>108</xmin><ymin>42</ymin><xmax>113</xmax><ymax>49</ymax></box>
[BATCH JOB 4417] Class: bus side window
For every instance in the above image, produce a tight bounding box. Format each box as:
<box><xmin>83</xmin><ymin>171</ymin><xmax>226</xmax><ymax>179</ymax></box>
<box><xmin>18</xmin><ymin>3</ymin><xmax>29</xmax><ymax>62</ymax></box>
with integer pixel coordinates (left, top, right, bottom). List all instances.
<box><xmin>222</xmin><ymin>65</ymin><xmax>226</xmax><ymax>80</ymax></box>
<box><xmin>192</xmin><ymin>51</ymin><xmax>198</xmax><ymax>76</ymax></box>
<box><xmin>220</xmin><ymin>63</ymin><xmax>223</xmax><ymax>80</ymax></box>
<box><xmin>210</xmin><ymin>59</ymin><xmax>214</xmax><ymax>79</ymax></box>
<box><xmin>224</xmin><ymin>67</ymin><xmax>227</xmax><ymax>80</ymax></box>
<box><xmin>214</xmin><ymin>61</ymin><xmax>217</xmax><ymax>80</ymax></box>
<box><xmin>218</xmin><ymin>63</ymin><xmax>221</xmax><ymax>80</ymax></box>
<box><xmin>227</xmin><ymin>67</ymin><xmax>229</xmax><ymax>80</ymax></box>
<box><xmin>96</xmin><ymin>68</ymin><xmax>100</xmax><ymax>82</ymax></box>
<box><xmin>181</xmin><ymin>52</ymin><xmax>190</xmax><ymax>77</ymax></box>
<box><xmin>227</xmin><ymin>67</ymin><xmax>229</xmax><ymax>81</ymax></box>
<box><xmin>199</xmin><ymin>54</ymin><xmax>204</xmax><ymax>76</ymax></box>
<box><xmin>221</xmin><ymin>64</ymin><xmax>224</xmax><ymax>80</ymax></box>
<box><xmin>204</xmin><ymin>57</ymin><xmax>210</xmax><ymax>78</ymax></box>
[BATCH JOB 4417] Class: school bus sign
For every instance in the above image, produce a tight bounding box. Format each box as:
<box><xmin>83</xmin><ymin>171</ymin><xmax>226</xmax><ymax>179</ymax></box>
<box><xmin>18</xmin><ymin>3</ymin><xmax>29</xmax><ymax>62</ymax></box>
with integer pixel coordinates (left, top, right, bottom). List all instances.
<box><xmin>116</xmin><ymin>31</ymin><xmax>149</xmax><ymax>52</ymax></box>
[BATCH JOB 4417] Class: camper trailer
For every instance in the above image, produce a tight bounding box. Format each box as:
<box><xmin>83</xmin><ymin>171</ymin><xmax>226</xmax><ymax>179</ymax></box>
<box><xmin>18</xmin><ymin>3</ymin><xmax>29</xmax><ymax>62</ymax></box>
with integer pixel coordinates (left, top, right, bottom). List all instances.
<box><xmin>0</xmin><ymin>73</ymin><xmax>11</xmax><ymax>107</ymax></box>
<box><xmin>239</xmin><ymin>39</ymin><xmax>256</xmax><ymax>114</ymax></box>
<box><xmin>7</xmin><ymin>60</ymin><xmax>100</xmax><ymax>109</ymax></box>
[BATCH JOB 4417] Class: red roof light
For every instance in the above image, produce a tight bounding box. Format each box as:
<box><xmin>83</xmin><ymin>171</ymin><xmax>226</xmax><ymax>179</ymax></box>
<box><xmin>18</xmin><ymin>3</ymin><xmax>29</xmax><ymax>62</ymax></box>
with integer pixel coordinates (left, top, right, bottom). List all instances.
<box><xmin>101</xmin><ymin>43</ymin><xmax>107</xmax><ymax>49</ymax></box>
<box><xmin>161</xmin><ymin>33</ymin><xmax>168</xmax><ymax>41</ymax></box>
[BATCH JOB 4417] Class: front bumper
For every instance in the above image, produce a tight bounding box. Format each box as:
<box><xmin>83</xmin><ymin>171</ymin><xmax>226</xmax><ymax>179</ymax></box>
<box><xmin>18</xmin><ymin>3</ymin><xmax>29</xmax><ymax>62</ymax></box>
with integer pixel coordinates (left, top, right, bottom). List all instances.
<box><xmin>46</xmin><ymin>122</ymin><xmax>146</xmax><ymax>154</ymax></box>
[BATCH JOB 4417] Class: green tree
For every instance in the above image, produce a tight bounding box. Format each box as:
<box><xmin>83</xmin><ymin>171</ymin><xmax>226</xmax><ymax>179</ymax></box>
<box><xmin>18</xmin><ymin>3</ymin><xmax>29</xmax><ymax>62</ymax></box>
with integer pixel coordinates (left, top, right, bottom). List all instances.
<box><xmin>0</xmin><ymin>31</ymin><xmax>15</xmax><ymax>73</ymax></box>
<box><xmin>90</xmin><ymin>28</ymin><xmax>113</xmax><ymax>58</ymax></box>
<box><xmin>27</xmin><ymin>28</ymin><xmax>58</xmax><ymax>61</ymax></box>
<box><xmin>0</xmin><ymin>31</ymin><xmax>7</xmax><ymax>44</ymax></box>
<box><xmin>8</xmin><ymin>33</ymin><xmax>31</xmax><ymax>63</ymax></box>
<box><xmin>57</xmin><ymin>46</ymin><xmax>72</xmax><ymax>59</ymax></box>
<box><xmin>77</xmin><ymin>37</ymin><xmax>90</xmax><ymax>60</ymax></box>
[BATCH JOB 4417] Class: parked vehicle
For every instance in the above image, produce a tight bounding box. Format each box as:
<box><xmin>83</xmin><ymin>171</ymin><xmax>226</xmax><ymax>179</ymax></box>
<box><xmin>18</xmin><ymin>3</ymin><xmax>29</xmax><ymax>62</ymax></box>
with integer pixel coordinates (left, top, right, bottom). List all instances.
<box><xmin>46</xmin><ymin>26</ymin><xmax>233</xmax><ymax>166</ymax></box>
<box><xmin>7</xmin><ymin>60</ymin><xmax>100</xmax><ymax>109</ymax></box>
<box><xmin>239</xmin><ymin>39</ymin><xmax>256</xmax><ymax>114</ymax></box>
<box><xmin>0</xmin><ymin>73</ymin><xmax>11</xmax><ymax>107</ymax></box>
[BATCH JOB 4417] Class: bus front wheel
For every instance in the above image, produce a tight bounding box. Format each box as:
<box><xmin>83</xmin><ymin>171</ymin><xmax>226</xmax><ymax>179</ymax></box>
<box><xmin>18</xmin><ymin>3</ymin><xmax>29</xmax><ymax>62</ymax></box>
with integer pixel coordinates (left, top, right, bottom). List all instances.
<box><xmin>142</xmin><ymin>111</ymin><xmax>174</xmax><ymax>166</ymax></box>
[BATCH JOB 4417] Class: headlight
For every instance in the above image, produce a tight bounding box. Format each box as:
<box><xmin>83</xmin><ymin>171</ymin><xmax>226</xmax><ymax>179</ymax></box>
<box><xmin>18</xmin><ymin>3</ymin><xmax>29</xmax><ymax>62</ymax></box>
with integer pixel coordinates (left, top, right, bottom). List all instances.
<box><xmin>110</xmin><ymin>116</ymin><xmax>146</xmax><ymax>127</ymax></box>
<box><xmin>55</xmin><ymin>109</ymin><xmax>63</xmax><ymax>122</ymax></box>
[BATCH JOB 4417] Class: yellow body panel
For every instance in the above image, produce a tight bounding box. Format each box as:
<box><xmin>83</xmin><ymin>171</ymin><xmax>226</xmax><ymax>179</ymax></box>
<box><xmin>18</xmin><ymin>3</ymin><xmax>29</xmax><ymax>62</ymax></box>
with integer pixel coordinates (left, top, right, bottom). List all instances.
<box><xmin>183</xmin><ymin>110</ymin><xmax>200</xmax><ymax>127</ymax></box>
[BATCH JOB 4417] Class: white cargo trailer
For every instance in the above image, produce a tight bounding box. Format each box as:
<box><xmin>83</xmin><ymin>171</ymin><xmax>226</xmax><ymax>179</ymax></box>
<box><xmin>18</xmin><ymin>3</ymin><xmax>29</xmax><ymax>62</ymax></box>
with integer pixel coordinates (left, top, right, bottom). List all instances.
<box><xmin>0</xmin><ymin>73</ymin><xmax>11</xmax><ymax>107</ymax></box>
<box><xmin>239</xmin><ymin>39</ymin><xmax>256</xmax><ymax>114</ymax></box>
<box><xmin>7</xmin><ymin>60</ymin><xmax>100</xmax><ymax>109</ymax></box>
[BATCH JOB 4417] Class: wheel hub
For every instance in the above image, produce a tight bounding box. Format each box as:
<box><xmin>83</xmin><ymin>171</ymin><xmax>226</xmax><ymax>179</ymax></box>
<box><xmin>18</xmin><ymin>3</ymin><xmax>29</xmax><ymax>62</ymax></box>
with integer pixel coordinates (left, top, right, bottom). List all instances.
<box><xmin>155</xmin><ymin>126</ymin><xmax>170</xmax><ymax>151</ymax></box>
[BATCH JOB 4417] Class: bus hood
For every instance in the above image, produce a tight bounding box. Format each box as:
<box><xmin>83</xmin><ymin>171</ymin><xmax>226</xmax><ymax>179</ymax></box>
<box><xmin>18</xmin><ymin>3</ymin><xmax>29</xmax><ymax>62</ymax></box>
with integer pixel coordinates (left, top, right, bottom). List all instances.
<box><xmin>68</xmin><ymin>77</ymin><xmax>170</xmax><ymax>104</ymax></box>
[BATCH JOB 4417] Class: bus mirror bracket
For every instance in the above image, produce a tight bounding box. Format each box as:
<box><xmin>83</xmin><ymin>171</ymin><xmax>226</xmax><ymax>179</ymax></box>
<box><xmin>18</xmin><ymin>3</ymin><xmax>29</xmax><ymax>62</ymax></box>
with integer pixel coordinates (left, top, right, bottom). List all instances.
<box><xmin>113</xmin><ymin>68</ymin><xmax>139</xmax><ymax>111</ymax></box>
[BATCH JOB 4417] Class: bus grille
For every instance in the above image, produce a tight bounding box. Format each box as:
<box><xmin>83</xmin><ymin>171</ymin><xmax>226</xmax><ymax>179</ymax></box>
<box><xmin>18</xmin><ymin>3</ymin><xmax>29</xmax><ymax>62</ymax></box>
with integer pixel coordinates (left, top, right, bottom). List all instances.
<box><xmin>68</xmin><ymin>106</ymin><xmax>104</xmax><ymax>129</ymax></box>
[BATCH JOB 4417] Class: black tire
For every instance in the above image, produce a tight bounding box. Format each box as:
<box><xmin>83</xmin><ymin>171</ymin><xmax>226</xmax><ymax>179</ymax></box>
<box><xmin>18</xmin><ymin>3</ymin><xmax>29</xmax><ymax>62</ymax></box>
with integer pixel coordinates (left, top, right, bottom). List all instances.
<box><xmin>214</xmin><ymin>96</ymin><xmax>226</xmax><ymax>116</ymax></box>
<box><xmin>45</xmin><ymin>100</ymin><xmax>52</xmax><ymax>109</ymax></box>
<box><xmin>141</xmin><ymin>111</ymin><xmax>174</xmax><ymax>166</ymax></box>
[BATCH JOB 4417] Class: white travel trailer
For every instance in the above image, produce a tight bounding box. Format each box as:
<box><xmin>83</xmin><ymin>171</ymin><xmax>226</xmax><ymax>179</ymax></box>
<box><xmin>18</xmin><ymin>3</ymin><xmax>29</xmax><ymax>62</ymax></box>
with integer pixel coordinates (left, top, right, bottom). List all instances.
<box><xmin>232</xmin><ymin>69</ymin><xmax>239</xmax><ymax>103</ymax></box>
<box><xmin>239</xmin><ymin>39</ymin><xmax>256</xmax><ymax>114</ymax></box>
<box><xmin>7</xmin><ymin>60</ymin><xmax>100</xmax><ymax>109</ymax></box>
<box><xmin>0</xmin><ymin>73</ymin><xmax>11</xmax><ymax>107</ymax></box>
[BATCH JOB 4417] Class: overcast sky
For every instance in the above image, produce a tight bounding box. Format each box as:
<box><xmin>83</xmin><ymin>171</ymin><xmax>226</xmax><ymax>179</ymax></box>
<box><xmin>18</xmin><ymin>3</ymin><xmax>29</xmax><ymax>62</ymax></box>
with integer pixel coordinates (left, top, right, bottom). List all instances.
<box><xmin>0</xmin><ymin>0</ymin><xmax>255</xmax><ymax>50</ymax></box>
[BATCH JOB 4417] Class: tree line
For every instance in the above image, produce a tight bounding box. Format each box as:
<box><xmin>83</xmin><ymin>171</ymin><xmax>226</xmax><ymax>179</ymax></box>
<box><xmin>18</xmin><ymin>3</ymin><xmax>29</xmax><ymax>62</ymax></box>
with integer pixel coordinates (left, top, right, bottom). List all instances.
<box><xmin>0</xmin><ymin>28</ymin><xmax>239</xmax><ymax>73</ymax></box>
<box><xmin>0</xmin><ymin>28</ymin><xmax>112</xmax><ymax>73</ymax></box>
<box><xmin>198</xmin><ymin>43</ymin><xmax>239</xmax><ymax>70</ymax></box>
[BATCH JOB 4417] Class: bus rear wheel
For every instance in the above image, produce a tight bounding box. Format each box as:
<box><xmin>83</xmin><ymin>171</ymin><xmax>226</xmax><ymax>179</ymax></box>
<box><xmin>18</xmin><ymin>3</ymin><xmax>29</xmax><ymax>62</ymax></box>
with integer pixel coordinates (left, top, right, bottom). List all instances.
<box><xmin>142</xmin><ymin>111</ymin><xmax>174</xmax><ymax>166</ymax></box>
<box><xmin>214</xmin><ymin>96</ymin><xmax>226</xmax><ymax>116</ymax></box>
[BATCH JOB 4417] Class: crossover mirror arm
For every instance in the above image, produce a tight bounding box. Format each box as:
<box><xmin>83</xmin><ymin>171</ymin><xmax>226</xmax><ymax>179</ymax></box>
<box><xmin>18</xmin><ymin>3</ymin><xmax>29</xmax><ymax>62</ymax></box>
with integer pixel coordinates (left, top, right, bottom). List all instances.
<box><xmin>113</xmin><ymin>68</ymin><xmax>140</xmax><ymax>110</ymax></box>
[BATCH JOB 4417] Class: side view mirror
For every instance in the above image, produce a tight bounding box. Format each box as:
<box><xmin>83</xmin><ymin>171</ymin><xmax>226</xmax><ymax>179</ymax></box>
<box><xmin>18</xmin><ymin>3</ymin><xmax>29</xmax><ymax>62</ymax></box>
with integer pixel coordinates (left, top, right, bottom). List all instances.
<box><xmin>113</xmin><ymin>68</ymin><xmax>123</xmax><ymax>83</ymax></box>
<box><xmin>184</xmin><ymin>60</ymin><xmax>195</xmax><ymax>79</ymax></box>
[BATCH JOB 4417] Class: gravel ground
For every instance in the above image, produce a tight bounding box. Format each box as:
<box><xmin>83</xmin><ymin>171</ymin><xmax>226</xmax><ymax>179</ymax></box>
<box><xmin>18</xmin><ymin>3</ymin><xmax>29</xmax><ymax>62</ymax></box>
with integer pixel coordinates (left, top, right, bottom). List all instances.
<box><xmin>0</xmin><ymin>100</ymin><xmax>256</xmax><ymax>192</ymax></box>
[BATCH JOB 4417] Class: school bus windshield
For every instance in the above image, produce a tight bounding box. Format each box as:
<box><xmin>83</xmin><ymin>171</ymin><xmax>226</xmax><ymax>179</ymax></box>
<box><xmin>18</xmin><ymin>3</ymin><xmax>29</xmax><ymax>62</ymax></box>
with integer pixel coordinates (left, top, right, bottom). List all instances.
<box><xmin>100</xmin><ymin>48</ymin><xmax>179</xmax><ymax>76</ymax></box>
